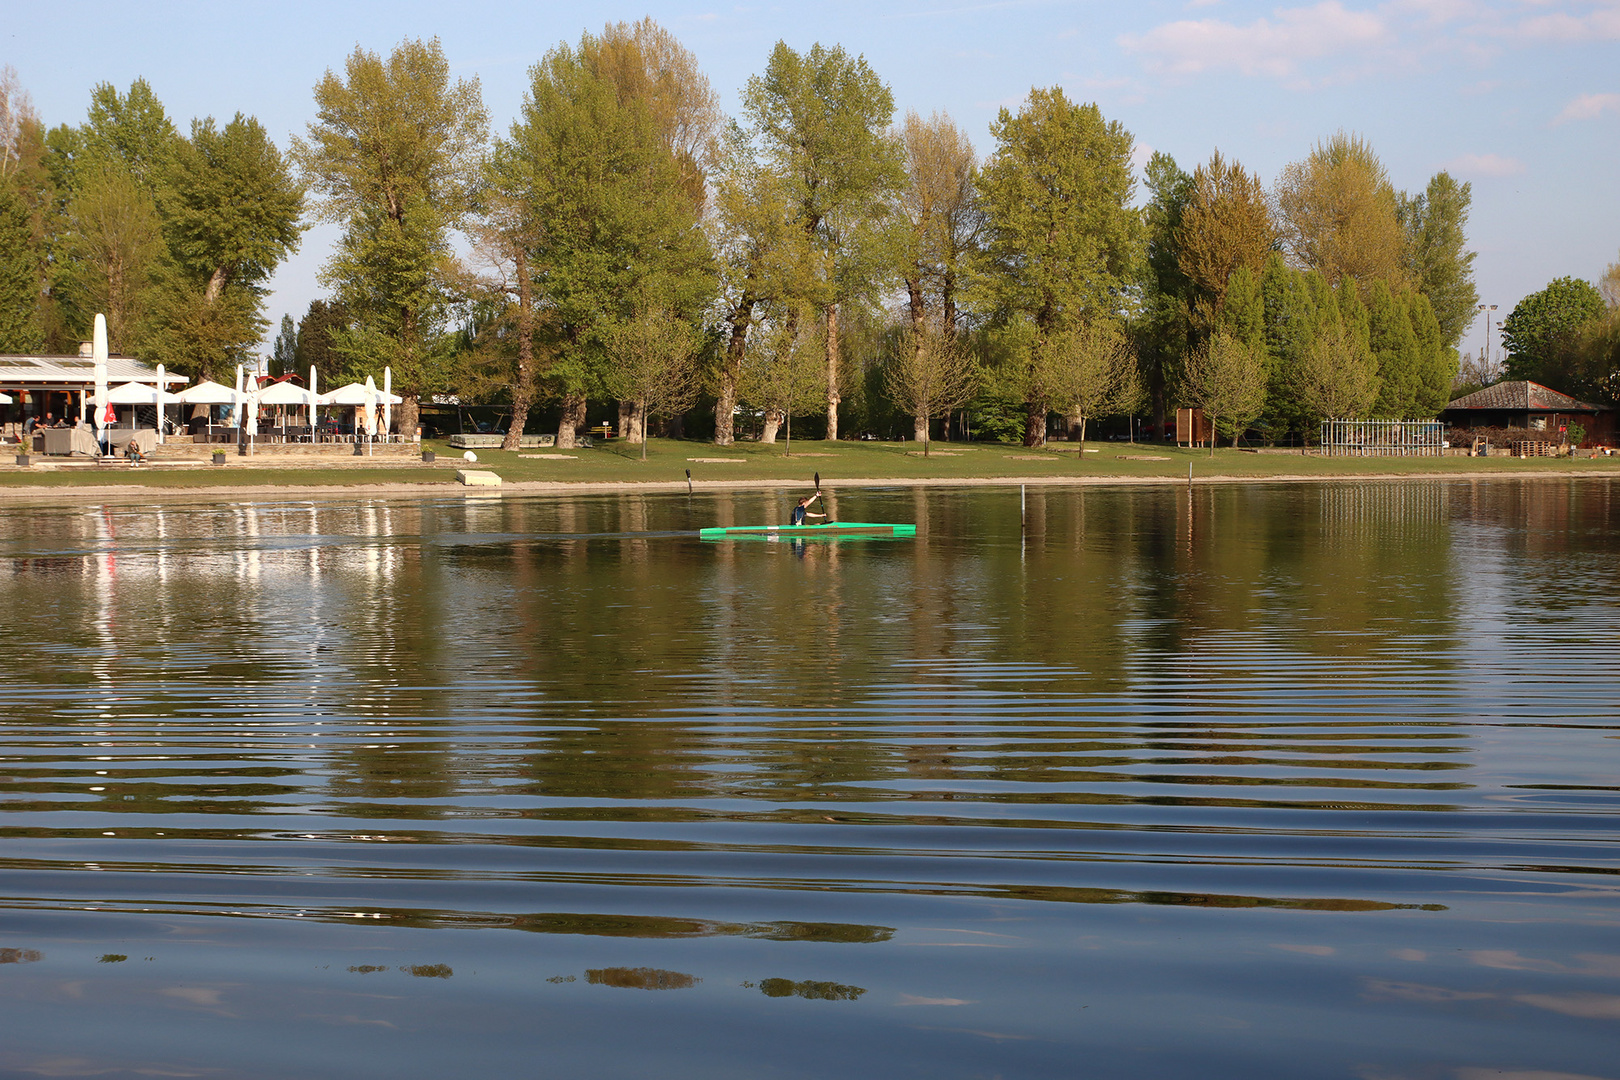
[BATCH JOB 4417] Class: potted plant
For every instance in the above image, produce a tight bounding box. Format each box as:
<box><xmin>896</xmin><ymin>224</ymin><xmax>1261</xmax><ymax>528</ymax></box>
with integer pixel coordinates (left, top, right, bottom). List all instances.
<box><xmin>212</xmin><ymin>450</ymin><xmax>227</xmax><ymax>466</ymax></box>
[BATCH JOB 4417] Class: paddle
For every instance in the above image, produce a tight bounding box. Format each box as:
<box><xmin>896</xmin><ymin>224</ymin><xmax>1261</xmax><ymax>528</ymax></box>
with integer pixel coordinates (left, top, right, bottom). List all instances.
<box><xmin>814</xmin><ymin>472</ymin><xmax>833</xmax><ymax>524</ymax></box>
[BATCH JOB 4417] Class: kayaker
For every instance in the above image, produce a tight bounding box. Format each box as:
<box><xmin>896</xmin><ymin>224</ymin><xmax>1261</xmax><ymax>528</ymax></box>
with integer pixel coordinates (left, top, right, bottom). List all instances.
<box><xmin>792</xmin><ymin>491</ymin><xmax>825</xmax><ymax>526</ymax></box>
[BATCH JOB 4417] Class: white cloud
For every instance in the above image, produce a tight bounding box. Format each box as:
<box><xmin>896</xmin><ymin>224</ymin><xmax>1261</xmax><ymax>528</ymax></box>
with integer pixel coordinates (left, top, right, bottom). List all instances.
<box><xmin>1130</xmin><ymin>141</ymin><xmax>1156</xmax><ymax>173</ymax></box>
<box><xmin>1517</xmin><ymin>3</ymin><xmax>1620</xmax><ymax>41</ymax></box>
<box><xmin>1118</xmin><ymin>2</ymin><xmax>1387</xmax><ymax>80</ymax></box>
<box><xmin>1444</xmin><ymin>152</ymin><xmax>1527</xmax><ymax>176</ymax></box>
<box><xmin>1553</xmin><ymin>91</ymin><xmax>1620</xmax><ymax>124</ymax></box>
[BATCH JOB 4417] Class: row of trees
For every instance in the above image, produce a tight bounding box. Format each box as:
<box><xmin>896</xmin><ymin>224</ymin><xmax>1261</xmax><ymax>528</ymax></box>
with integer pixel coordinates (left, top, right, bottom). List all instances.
<box><xmin>0</xmin><ymin>65</ymin><xmax>303</xmax><ymax>377</ymax></box>
<box><xmin>2</xmin><ymin>31</ymin><xmax>1487</xmax><ymax>447</ymax></box>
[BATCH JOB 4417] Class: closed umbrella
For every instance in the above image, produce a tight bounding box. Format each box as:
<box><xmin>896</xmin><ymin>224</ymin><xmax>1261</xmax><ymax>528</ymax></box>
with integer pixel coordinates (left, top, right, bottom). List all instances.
<box><xmin>92</xmin><ymin>314</ymin><xmax>109</xmax><ymax>452</ymax></box>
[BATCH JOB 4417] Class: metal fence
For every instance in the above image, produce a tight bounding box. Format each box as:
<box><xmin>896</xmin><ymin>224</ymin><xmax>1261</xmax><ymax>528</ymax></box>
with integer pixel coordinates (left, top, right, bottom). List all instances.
<box><xmin>1319</xmin><ymin>419</ymin><xmax>1445</xmax><ymax>457</ymax></box>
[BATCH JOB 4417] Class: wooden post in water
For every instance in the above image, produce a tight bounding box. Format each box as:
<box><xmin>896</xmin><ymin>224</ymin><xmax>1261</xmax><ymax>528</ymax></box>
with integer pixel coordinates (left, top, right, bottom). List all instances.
<box><xmin>1021</xmin><ymin>484</ymin><xmax>1026</xmax><ymax>530</ymax></box>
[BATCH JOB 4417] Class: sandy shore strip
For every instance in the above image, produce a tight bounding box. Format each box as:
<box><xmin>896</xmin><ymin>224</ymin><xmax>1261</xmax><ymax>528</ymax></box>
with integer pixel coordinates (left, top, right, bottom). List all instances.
<box><xmin>1</xmin><ymin>468</ymin><xmax>1616</xmax><ymax>505</ymax></box>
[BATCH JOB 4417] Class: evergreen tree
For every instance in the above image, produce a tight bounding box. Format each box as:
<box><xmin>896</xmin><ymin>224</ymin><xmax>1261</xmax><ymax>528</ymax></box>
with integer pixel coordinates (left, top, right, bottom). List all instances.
<box><xmin>1399</xmin><ymin>171</ymin><xmax>1478</xmax><ymax>349</ymax></box>
<box><xmin>293</xmin><ymin>299</ymin><xmax>350</xmax><ymax>386</ymax></box>
<box><xmin>1177</xmin><ymin>150</ymin><xmax>1275</xmax><ymax>331</ymax></box>
<box><xmin>1136</xmin><ymin>151</ymin><xmax>1193</xmax><ymax>438</ymax></box>
<box><xmin>270</xmin><ymin>315</ymin><xmax>297</xmax><ymax>377</ymax></box>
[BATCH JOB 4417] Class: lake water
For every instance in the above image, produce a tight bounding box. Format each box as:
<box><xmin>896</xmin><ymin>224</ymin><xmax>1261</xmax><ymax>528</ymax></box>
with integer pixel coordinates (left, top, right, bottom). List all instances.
<box><xmin>0</xmin><ymin>480</ymin><xmax>1617</xmax><ymax>1080</ymax></box>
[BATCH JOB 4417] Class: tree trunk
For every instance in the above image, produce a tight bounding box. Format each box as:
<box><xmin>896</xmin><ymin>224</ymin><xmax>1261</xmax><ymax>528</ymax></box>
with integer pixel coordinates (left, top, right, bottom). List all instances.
<box><xmin>1024</xmin><ymin>402</ymin><xmax>1046</xmax><ymax>447</ymax></box>
<box><xmin>557</xmin><ymin>391</ymin><xmax>587</xmax><ymax>448</ymax></box>
<box><xmin>942</xmin><ymin>271</ymin><xmax>958</xmax><ymax>340</ymax></box>
<box><xmin>1064</xmin><ymin>410</ymin><xmax>1081</xmax><ymax>440</ymax></box>
<box><xmin>620</xmin><ymin>399</ymin><xmax>643</xmax><ymax>442</ymax></box>
<box><xmin>824</xmin><ymin>304</ymin><xmax>841</xmax><ymax>442</ymax></box>
<box><xmin>914</xmin><ymin>413</ymin><xmax>928</xmax><ymax>443</ymax></box>
<box><xmin>761</xmin><ymin>408</ymin><xmax>781</xmax><ymax>444</ymax></box>
<box><xmin>714</xmin><ymin>297</ymin><xmax>752</xmax><ymax>445</ymax></box>
<box><xmin>906</xmin><ymin>276</ymin><xmax>924</xmax><ymax>330</ymax></box>
<box><xmin>398</xmin><ymin>395</ymin><xmax>420</xmax><ymax>441</ymax></box>
<box><xmin>502</xmin><ymin>249</ymin><xmax>534</xmax><ymax>453</ymax></box>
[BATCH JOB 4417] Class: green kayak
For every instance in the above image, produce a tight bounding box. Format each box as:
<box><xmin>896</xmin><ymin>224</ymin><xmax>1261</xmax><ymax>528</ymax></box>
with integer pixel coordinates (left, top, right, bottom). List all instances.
<box><xmin>699</xmin><ymin>522</ymin><xmax>916</xmax><ymax>540</ymax></box>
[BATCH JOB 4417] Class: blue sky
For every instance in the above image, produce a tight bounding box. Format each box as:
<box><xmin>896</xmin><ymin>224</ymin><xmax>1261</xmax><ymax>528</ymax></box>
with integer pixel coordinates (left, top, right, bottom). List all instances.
<box><xmin>6</xmin><ymin>0</ymin><xmax>1617</xmax><ymax>358</ymax></box>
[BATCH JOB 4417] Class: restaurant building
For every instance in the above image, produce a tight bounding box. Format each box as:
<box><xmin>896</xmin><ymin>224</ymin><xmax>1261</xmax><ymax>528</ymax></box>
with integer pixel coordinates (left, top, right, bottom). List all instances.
<box><xmin>0</xmin><ymin>344</ymin><xmax>186</xmax><ymax>434</ymax></box>
<box><xmin>1440</xmin><ymin>380</ymin><xmax>1615</xmax><ymax>445</ymax></box>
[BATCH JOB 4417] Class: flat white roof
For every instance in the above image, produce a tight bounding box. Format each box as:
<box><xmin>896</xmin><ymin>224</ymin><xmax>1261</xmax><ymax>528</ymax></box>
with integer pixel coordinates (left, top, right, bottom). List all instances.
<box><xmin>0</xmin><ymin>354</ymin><xmax>188</xmax><ymax>387</ymax></box>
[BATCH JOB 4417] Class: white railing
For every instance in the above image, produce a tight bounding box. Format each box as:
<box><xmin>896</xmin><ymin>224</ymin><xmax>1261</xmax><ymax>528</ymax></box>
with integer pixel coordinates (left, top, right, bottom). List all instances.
<box><xmin>1319</xmin><ymin>419</ymin><xmax>1445</xmax><ymax>457</ymax></box>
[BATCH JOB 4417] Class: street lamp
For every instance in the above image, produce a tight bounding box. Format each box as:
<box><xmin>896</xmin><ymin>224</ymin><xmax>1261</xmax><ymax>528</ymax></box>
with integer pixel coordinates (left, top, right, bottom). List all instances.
<box><xmin>1478</xmin><ymin>303</ymin><xmax>1498</xmax><ymax>372</ymax></box>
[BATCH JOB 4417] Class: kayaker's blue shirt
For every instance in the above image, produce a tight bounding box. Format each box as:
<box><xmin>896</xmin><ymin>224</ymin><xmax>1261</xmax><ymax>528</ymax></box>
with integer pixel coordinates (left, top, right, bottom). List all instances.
<box><xmin>792</xmin><ymin>505</ymin><xmax>807</xmax><ymax>525</ymax></box>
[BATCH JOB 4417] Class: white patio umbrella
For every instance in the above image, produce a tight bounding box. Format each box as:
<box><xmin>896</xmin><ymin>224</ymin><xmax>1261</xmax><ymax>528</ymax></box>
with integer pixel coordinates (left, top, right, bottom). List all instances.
<box><xmin>174</xmin><ymin>380</ymin><xmax>239</xmax><ymax>404</ymax></box>
<box><xmin>383</xmin><ymin>366</ymin><xmax>393</xmax><ymax>437</ymax></box>
<box><xmin>0</xmin><ymin>392</ymin><xmax>13</xmax><ymax>405</ymax></box>
<box><xmin>106</xmin><ymin>381</ymin><xmax>183</xmax><ymax>405</ymax></box>
<box><xmin>232</xmin><ymin>365</ymin><xmax>244</xmax><ymax>428</ymax></box>
<box><xmin>256</xmin><ymin>381</ymin><xmax>311</xmax><ymax>406</ymax></box>
<box><xmin>308</xmin><ymin>366</ymin><xmax>318</xmax><ymax>435</ymax></box>
<box><xmin>92</xmin><ymin>314</ymin><xmax>109</xmax><ymax>450</ymax></box>
<box><xmin>318</xmin><ymin>382</ymin><xmax>402</xmax><ymax>405</ymax></box>
<box><xmin>363</xmin><ymin>375</ymin><xmax>379</xmax><ymax>439</ymax></box>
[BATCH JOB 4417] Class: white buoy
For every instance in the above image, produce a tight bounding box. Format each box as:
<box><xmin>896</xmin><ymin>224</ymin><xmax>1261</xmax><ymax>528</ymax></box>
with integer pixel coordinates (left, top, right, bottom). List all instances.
<box><xmin>463</xmin><ymin>450</ymin><xmax>477</xmax><ymax>462</ymax></box>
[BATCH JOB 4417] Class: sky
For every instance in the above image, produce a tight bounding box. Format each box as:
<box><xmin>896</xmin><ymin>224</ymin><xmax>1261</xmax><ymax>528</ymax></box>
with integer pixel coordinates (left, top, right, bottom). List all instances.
<box><xmin>5</xmin><ymin>0</ymin><xmax>1618</xmax><ymax>361</ymax></box>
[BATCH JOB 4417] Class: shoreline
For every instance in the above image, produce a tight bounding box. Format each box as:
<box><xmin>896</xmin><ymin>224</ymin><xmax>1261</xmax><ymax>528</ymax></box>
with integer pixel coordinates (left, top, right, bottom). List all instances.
<box><xmin>1</xmin><ymin>467</ymin><xmax>1615</xmax><ymax>504</ymax></box>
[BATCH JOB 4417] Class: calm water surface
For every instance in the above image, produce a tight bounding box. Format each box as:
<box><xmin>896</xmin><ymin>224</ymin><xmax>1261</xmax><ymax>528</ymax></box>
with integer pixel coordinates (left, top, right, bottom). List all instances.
<box><xmin>0</xmin><ymin>480</ymin><xmax>1617</xmax><ymax>1080</ymax></box>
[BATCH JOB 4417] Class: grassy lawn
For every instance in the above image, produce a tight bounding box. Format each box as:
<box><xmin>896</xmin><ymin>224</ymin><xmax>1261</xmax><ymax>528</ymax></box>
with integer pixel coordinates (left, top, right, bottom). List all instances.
<box><xmin>2</xmin><ymin>438</ymin><xmax>1617</xmax><ymax>492</ymax></box>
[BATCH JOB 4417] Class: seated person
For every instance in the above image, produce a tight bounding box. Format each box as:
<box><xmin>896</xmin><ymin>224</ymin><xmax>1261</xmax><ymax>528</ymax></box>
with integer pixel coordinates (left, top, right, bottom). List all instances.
<box><xmin>124</xmin><ymin>438</ymin><xmax>146</xmax><ymax>463</ymax></box>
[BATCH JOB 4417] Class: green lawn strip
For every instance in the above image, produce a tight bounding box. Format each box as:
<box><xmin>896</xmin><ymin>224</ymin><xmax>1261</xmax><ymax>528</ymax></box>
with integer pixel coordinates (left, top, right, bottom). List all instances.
<box><xmin>3</xmin><ymin>439</ymin><xmax>1616</xmax><ymax>491</ymax></box>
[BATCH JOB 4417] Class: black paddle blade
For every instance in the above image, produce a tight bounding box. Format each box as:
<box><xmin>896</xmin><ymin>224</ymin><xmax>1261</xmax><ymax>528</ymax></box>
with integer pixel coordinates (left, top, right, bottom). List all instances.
<box><xmin>814</xmin><ymin>471</ymin><xmax>820</xmax><ymax>489</ymax></box>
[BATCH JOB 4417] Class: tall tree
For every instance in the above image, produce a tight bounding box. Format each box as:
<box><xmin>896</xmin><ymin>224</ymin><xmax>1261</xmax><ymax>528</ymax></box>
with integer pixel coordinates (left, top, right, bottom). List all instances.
<box><xmin>1276</xmin><ymin>132</ymin><xmax>1407</xmax><ymax>291</ymax></box>
<box><xmin>739</xmin><ymin>307</ymin><xmax>825</xmax><ymax>451</ymax></box>
<box><xmin>744</xmin><ymin>41</ymin><xmax>905</xmax><ymax>441</ymax></box>
<box><xmin>270</xmin><ymin>315</ymin><xmax>298</xmax><ymax>377</ymax></box>
<box><xmin>1176</xmin><ymin>150</ymin><xmax>1275</xmax><ymax>331</ymax></box>
<box><xmin>707</xmin><ymin>122</ymin><xmax>805</xmax><ymax>445</ymax></box>
<box><xmin>896</xmin><ymin>110</ymin><xmax>981</xmax><ymax>337</ymax></box>
<box><xmin>1137</xmin><ymin>151</ymin><xmax>1194</xmax><ymax>439</ymax></box>
<box><xmin>292</xmin><ymin>37</ymin><xmax>488</xmax><ymax>437</ymax></box>
<box><xmin>974</xmin><ymin>87</ymin><xmax>1139</xmax><ymax>445</ymax></box>
<box><xmin>0</xmin><ymin>179</ymin><xmax>40</xmax><ymax>351</ymax></box>
<box><xmin>496</xmin><ymin>35</ymin><xmax>713</xmax><ymax>448</ymax></box>
<box><xmin>1398</xmin><ymin>171</ymin><xmax>1478</xmax><ymax>348</ymax></box>
<box><xmin>63</xmin><ymin>166</ymin><xmax>164</xmax><ymax>351</ymax></box>
<box><xmin>1293</xmin><ymin>319</ymin><xmax>1380</xmax><ymax>424</ymax></box>
<box><xmin>293</xmin><ymin>299</ymin><xmax>350</xmax><ymax>386</ymax></box>
<box><xmin>587</xmin><ymin>18</ymin><xmax>723</xmax><ymax>209</ymax></box>
<box><xmin>145</xmin><ymin>114</ymin><xmax>304</xmax><ymax>379</ymax></box>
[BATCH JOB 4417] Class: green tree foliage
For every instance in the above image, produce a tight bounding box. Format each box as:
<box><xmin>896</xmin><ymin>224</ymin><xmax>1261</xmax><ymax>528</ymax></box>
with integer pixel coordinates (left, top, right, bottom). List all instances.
<box><xmin>883</xmin><ymin>320</ymin><xmax>977</xmax><ymax>451</ymax></box>
<box><xmin>0</xmin><ymin>179</ymin><xmax>41</xmax><ymax>351</ymax></box>
<box><xmin>740</xmin><ymin>309</ymin><xmax>826</xmax><ymax>451</ymax></box>
<box><xmin>974</xmin><ymin>87</ymin><xmax>1139</xmax><ymax>445</ymax></box>
<box><xmin>1181</xmin><ymin>329</ymin><xmax>1266</xmax><ymax>449</ymax></box>
<box><xmin>495</xmin><ymin>33</ymin><xmax>713</xmax><ymax>448</ymax></box>
<box><xmin>1136</xmin><ymin>151</ymin><xmax>1194</xmax><ymax>437</ymax></box>
<box><xmin>1177</xmin><ymin>150</ymin><xmax>1275</xmax><ymax>331</ymax></box>
<box><xmin>1398</xmin><ymin>172</ymin><xmax>1478</xmax><ymax>348</ymax></box>
<box><xmin>145</xmin><ymin>114</ymin><xmax>304</xmax><ymax>379</ymax></box>
<box><xmin>293</xmin><ymin>299</ymin><xmax>350</xmax><ymax>386</ymax></box>
<box><xmin>62</xmin><ymin>165</ymin><xmax>164</xmax><ymax>351</ymax></box>
<box><xmin>896</xmin><ymin>109</ymin><xmax>981</xmax><ymax>336</ymax></box>
<box><xmin>706</xmin><ymin>121</ymin><xmax>806</xmax><ymax>445</ymax></box>
<box><xmin>1293</xmin><ymin>319</ymin><xmax>1380</xmax><ymax>423</ymax></box>
<box><xmin>1036</xmin><ymin>321</ymin><xmax>1139</xmax><ymax>445</ymax></box>
<box><xmin>270</xmin><ymin>314</ymin><xmax>297</xmax><ymax>377</ymax></box>
<box><xmin>744</xmin><ymin>41</ymin><xmax>905</xmax><ymax>440</ymax></box>
<box><xmin>603</xmin><ymin>305</ymin><xmax>702</xmax><ymax>458</ymax></box>
<box><xmin>293</xmin><ymin>37</ymin><xmax>488</xmax><ymax>436</ymax></box>
<box><xmin>1500</xmin><ymin>277</ymin><xmax>1607</xmax><ymax>386</ymax></box>
<box><xmin>1276</xmin><ymin>132</ymin><xmax>1407</xmax><ymax>291</ymax></box>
